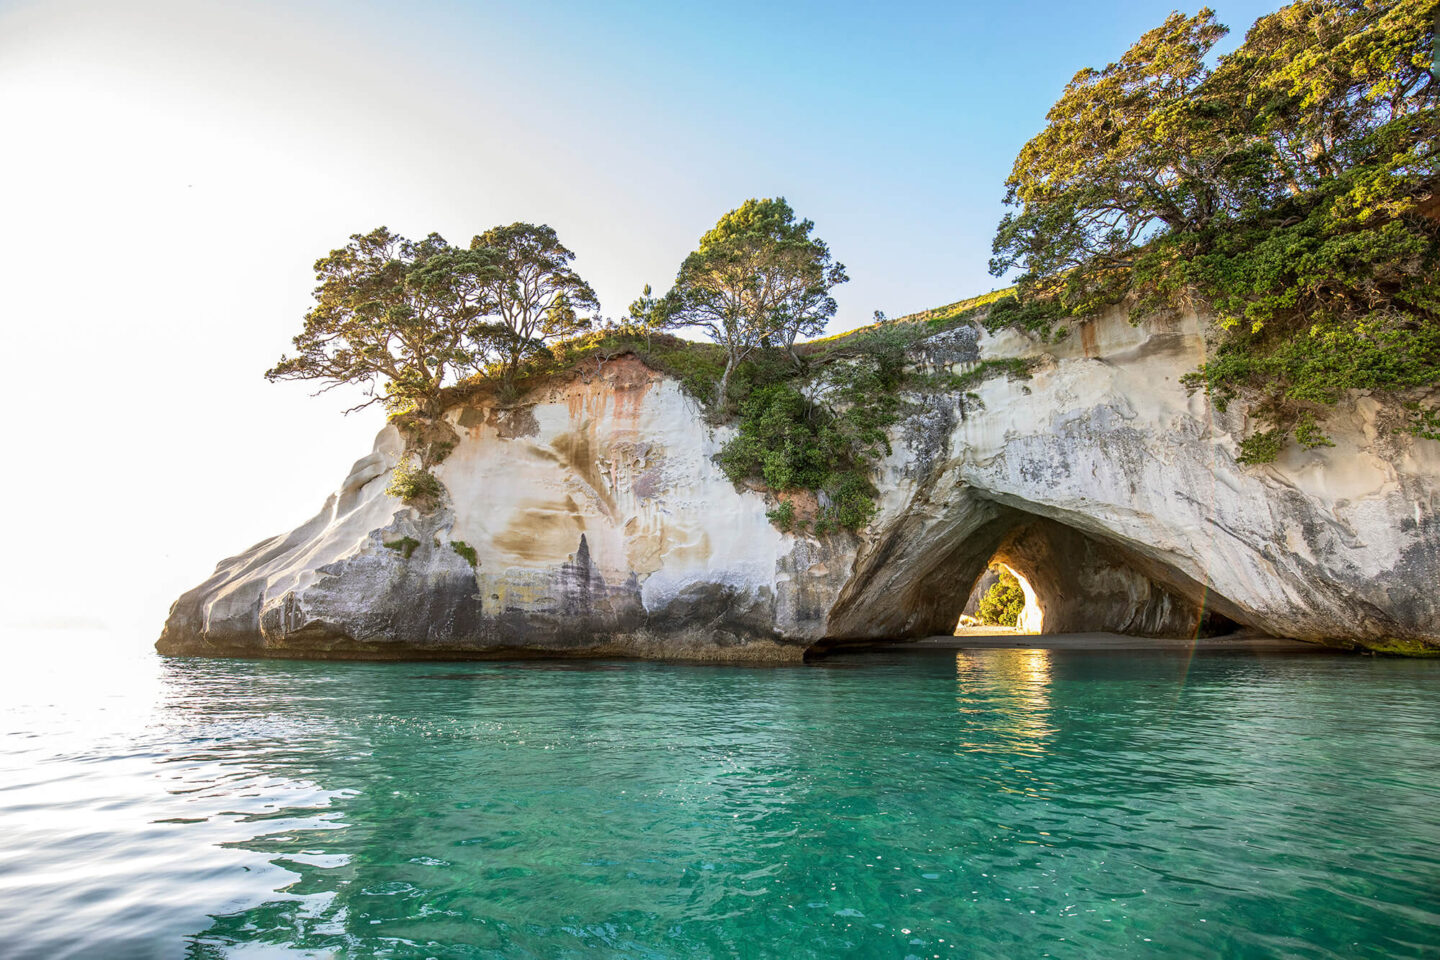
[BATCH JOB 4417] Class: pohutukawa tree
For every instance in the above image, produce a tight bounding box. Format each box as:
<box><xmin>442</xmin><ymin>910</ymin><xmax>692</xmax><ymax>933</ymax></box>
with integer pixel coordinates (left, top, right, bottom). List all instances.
<box><xmin>267</xmin><ymin>223</ymin><xmax>599</xmax><ymax>415</ymax></box>
<box><xmin>660</xmin><ymin>197</ymin><xmax>848</xmax><ymax>406</ymax></box>
<box><xmin>266</xmin><ymin>228</ymin><xmax>500</xmax><ymax>416</ymax></box>
<box><xmin>469</xmin><ymin>222</ymin><xmax>598</xmax><ymax>381</ymax></box>
<box><xmin>988</xmin><ymin>8</ymin><xmax>1243</xmax><ymax>310</ymax></box>
<box><xmin>989</xmin><ymin>0</ymin><xmax>1439</xmax><ymax>459</ymax></box>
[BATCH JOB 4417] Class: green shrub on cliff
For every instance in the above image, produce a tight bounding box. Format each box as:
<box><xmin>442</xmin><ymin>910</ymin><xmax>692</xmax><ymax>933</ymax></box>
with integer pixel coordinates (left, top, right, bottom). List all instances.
<box><xmin>386</xmin><ymin>458</ymin><xmax>443</xmax><ymax>506</ymax></box>
<box><xmin>765</xmin><ymin>500</ymin><xmax>797</xmax><ymax>533</ymax></box>
<box><xmin>449</xmin><ymin>540</ymin><xmax>478</xmax><ymax>568</ymax></box>
<box><xmin>987</xmin><ymin>0</ymin><xmax>1439</xmax><ymax>459</ymax></box>
<box><xmin>943</xmin><ymin>357</ymin><xmax>1034</xmax><ymax>392</ymax></box>
<box><xmin>715</xmin><ymin>347</ymin><xmax>904</xmax><ymax>532</ymax></box>
<box><xmin>719</xmin><ymin>384</ymin><xmax>850</xmax><ymax>493</ymax></box>
<box><xmin>383</xmin><ymin>536</ymin><xmax>420</xmax><ymax>559</ymax></box>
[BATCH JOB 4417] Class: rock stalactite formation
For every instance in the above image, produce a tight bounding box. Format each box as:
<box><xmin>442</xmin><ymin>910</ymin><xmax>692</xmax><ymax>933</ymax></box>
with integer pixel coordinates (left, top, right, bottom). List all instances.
<box><xmin>159</xmin><ymin>308</ymin><xmax>1440</xmax><ymax>659</ymax></box>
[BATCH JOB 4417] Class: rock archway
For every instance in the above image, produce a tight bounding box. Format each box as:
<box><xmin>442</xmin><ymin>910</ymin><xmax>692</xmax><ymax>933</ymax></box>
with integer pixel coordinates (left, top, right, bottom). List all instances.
<box><xmin>824</xmin><ymin>490</ymin><xmax>1244</xmax><ymax>642</ymax></box>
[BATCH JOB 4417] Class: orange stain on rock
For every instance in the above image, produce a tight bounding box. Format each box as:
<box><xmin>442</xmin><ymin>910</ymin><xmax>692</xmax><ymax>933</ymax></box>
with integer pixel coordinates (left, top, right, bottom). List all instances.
<box><xmin>492</xmin><ymin>497</ymin><xmax>587</xmax><ymax>565</ymax></box>
<box><xmin>559</xmin><ymin>354</ymin><xmax>657</xmax><ymax>424</ymax></box>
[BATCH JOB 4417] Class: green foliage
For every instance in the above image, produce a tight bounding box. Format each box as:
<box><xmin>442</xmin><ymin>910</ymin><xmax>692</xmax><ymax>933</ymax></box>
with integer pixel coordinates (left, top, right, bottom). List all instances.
<box><xmin>385</xmin><ymin>458</ymin><xmax>443</xmax><ymax>505</ymax></box>
<box><xmin>469</xmin><ymin>222</ymin><xmax>599</xmax><ymax>381</ymax></box>
<box><xmin>990</xmin><ymin>0</ymin><xmax>1440</xmax><ymax>458</ymax></box>
<box><xmin>717</xmin><ymin>368</ymin><xmax>898</xmax><ymax>531</ymax></box>
<box><xmin>625</xmin><ymin>282</ymin><xmax>680</xmax><ymax>350</ymax></box>
<box><xmin>990</xmin><ymin>9</ymin><xmax>1231</xmax><ymax>302</ymax></box>
<box><xmin>266</xmin><ymin>228</ymin><xmax>500</xmax><ymax>416</ymax></box>
<box><xmin>826</xmin><ymin>472</ymin><xmax>879</xmax><ymax>530</ymax></box>
<box><xmin>1293</xmin><ymin>413</ymin><xmax>1336</xmax><ymax>450</ymax></box>
<box><xmin>1403</xmin><ymin>402</ymin><xmax>1440</xmax><ymax>440</ymax></box>
<box><xmin>719</xmin><ymin>384</ymin><xmax>848</xmax><ymax>491</ymax></box>
<box><xmin>981</xmin><ymin>294</ymin><xmax>1071</xmax><ymax>339</ymax></box>
<box><xmin>976</xmin><ymin>567</ymin><xmax>1026</xmax><ymax>627</ymax></box>
<box><xmin>660</xmin><ymin>197</ymin><xmax>849</xmax><ymax>406</ymax></box>
<box><xmin>449</xmin><ymin>540</ymin><xmax>478</xmax><ymax>568</ymax></box>
<box><xmin>822</xmin><ymin>354</ymin><xmax>907</xmax><ymax>460</ymax></box>
<box><xmin>765</xmin><ymin>500</ymin><xmax>797</xmax><ymax>533</ymax></box>
<box><xmin>944</xmin><ymin>357</ymin><xmax>1034</xmax><ymax>392</ymax></box>
<box><xmin>267</xmin><ymin>222</ymin><xmax>599</xmax><ymax>416</ymax></box>
<box><xmin>1236</xmin><ymin>428</ymin><xmax>1286</xmax><ymax>465</ymax></box>
<box><xmin>383</xmin><ymin>536</ymin><xmax>420</xmax><ymax>560</ymax></box>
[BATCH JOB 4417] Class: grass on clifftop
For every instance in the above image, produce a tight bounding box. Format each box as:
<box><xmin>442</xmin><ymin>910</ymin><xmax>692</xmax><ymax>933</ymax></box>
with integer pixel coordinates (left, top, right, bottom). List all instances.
<box><xmin>444</xmin><ymin>331</ymin><xmax>731</xmax><ymax>411</ymax></box>
<box><xmin>800</xmin><ymin>287</ymin><xmax>1015</xmax><ymax>358</ymax></box>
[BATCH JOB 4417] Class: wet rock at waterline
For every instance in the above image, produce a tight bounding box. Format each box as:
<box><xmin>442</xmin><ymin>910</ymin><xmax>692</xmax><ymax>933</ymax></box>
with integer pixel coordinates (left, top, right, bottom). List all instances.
<box><xmin>159</xmin><ymin>311</ymin><xmax>1440</xmax><ymax>659</ymax></box>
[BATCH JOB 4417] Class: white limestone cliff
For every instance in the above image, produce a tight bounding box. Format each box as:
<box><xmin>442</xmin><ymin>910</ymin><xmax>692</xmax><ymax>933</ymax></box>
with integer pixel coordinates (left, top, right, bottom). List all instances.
<box><xmin>159</xmin><ymin>308</ymin><xmax>1440</xmax><ymax>659</ymax></box>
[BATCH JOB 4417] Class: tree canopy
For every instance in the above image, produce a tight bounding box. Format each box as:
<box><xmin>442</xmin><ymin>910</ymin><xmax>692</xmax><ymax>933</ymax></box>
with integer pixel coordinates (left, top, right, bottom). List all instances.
<box><xmin>659</xmin><ymin>197</ymin><xmax>848</xmax><ymax>406</ymax></box>
<box><xmin>267</xmin><ymin>223</ymin><xmax>598</xmax><ymax>415</ymax></box>
<box><xmin>990</xmin><ymin>8</ymin><xmax>1235</xmax><ymax>303</ymax></box>
<box><xmin>989</xmin><ymin>0</ymin><xmax>1438</xmax><ymax>460</ymax></box>
<box><xmin>469</xmin><ymin>222</ymin><xmax>598</xmax><ymax>380</ymax></box>
<box><xmin>266</xmin><ymin>228</ymin><xmax>499</xmax><ymax>416</ymax></box>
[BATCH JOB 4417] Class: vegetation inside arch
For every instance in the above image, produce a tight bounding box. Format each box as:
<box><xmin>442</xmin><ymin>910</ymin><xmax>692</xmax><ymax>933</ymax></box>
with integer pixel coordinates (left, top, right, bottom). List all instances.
<box><xmin>976</xmin><ymin>566</ymin><xmax>1028</xmax><ymax>628</ymax></box>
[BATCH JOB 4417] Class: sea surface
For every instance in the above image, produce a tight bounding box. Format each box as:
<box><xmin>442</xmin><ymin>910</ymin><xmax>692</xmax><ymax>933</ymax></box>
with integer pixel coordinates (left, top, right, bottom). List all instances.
<box><xmin>1</xmin><ymin>633</ymin><xmax>1438</xmax><ymax>959</ymax></box>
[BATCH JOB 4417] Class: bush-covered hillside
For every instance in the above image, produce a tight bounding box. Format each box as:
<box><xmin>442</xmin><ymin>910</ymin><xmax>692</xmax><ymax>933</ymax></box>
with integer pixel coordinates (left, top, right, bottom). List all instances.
<box><xmin>985</xmin><ymin>0</ymin><xmax>1438</xmax><ymax>461</ymax></box>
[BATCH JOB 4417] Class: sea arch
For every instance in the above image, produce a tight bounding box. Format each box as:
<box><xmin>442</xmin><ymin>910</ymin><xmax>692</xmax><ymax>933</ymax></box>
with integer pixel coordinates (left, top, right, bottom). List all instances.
<box><xmin>823</xmin><ymin>490</ymin><xmax>1245</xmax><ymax>642</ymax></box>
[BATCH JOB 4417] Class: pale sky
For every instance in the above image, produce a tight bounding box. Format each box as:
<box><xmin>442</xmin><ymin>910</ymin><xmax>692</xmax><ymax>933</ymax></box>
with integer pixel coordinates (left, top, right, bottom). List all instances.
<box><xmin>0</xmin><ymin>0</ymin><xmax>1279</xmax><ymax>643</ymax></box>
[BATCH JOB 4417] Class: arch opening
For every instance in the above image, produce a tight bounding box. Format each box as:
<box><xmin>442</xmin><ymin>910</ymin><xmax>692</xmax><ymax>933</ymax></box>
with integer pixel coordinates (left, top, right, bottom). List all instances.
<box><xmin>825</xmin><ymin>497</ymin><xmax>1248</xmax><ymax>643</ymax></box>
<box><xmin>957</xmin><ymin>562</ymin><xmax>1043</xmax><ymax>634</ymax></box>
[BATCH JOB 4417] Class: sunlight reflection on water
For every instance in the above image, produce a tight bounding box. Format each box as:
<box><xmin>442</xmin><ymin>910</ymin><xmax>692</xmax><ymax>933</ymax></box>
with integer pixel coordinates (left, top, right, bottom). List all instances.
<box><xmin>954</xmin><ymin>648</ymin><xmax>1055</xmax><ymax>758</ymax></box>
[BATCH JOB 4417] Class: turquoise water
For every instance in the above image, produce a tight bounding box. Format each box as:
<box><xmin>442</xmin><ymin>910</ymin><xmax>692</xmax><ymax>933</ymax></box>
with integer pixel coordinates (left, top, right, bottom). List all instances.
<box><xmin>1</xmin><ymin>636</ymin><xmax>1438</xmax><ymax>958</ymax></box>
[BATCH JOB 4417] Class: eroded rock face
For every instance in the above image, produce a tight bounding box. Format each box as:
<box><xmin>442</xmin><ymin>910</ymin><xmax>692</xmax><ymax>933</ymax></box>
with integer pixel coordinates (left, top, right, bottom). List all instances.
<box><xmin>159</xmin><ymin>311</ymin><xmax>1440</xmax><ymax>659</ymax></box>
<box><xmin>159</xmin><ymin>357</ymin><xmax>853</xmax><ymax>661</ymax></box>
<box><xmin>833</xmin><ymin>307</ymin><xmax>1440</xmax><ymax>652</ymax></box>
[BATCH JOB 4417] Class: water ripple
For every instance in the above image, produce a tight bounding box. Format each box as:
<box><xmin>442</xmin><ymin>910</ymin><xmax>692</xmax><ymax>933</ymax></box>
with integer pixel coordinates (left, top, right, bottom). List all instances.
<box><xmin>0</xmin><ymin>639</ymin><xmax>1437</xmax><ymax>958</ymax></box>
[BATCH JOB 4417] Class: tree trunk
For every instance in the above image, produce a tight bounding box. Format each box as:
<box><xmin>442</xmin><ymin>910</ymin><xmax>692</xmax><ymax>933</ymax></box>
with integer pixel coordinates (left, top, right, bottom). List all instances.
<box><xmin>716</xmin><ymin>354</ymin><xmax>736</xmax><ymax>410</ymax></box>
<box><xmin>785</xmin><ymin>330</ymin><xmax>802</xmax><ymax>367</ymax></box>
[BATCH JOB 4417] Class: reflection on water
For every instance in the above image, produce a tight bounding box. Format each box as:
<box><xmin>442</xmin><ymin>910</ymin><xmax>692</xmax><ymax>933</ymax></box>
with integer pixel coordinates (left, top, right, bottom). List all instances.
<box><xmin>955</xmin><ymin>649</ymin><xmax>1054</xmax><ymax>758</ymax></box>
<box><xmin>2</xmin><ymin>634</ymin><xmax>1439</xmax><ymax>959</ymax></box>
